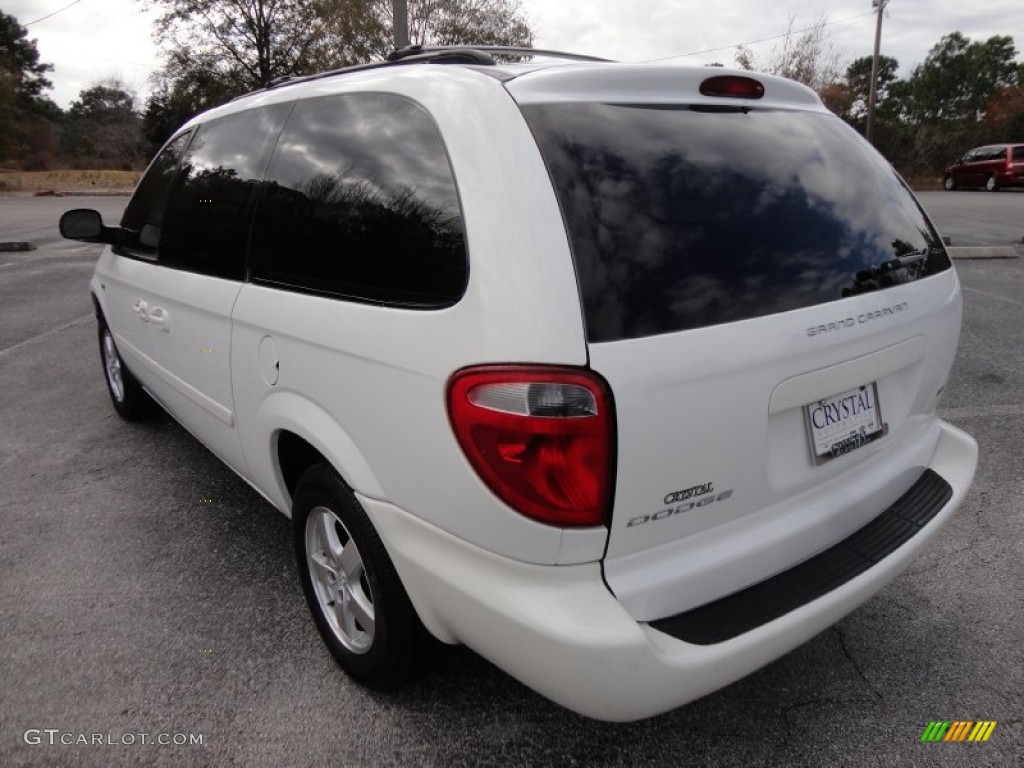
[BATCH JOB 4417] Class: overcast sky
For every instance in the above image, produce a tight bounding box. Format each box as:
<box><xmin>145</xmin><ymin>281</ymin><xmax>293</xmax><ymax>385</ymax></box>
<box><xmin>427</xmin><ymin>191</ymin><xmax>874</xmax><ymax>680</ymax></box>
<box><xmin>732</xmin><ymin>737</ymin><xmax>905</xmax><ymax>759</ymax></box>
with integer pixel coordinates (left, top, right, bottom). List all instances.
<box><xmin>8</xmin><ymin>0</ymin><xmax>1024</xmax><ymax>109</ymax></box>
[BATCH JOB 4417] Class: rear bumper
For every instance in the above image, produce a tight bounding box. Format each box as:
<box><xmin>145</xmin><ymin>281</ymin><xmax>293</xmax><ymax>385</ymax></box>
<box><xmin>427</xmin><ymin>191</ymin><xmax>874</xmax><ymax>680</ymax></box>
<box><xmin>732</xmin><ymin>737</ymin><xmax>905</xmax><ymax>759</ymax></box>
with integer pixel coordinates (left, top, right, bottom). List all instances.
<box><xmin>363</xmin><ymin>420</ymin><xmax>976</xmax><ymax>722</ymax></box>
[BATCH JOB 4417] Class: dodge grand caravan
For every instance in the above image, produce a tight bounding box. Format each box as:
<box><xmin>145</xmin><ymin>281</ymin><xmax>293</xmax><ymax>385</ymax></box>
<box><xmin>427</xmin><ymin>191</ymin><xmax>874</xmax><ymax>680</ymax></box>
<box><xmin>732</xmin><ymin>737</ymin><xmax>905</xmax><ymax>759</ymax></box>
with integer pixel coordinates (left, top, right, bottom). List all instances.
<box><xmin>60</xmin><ymin>46</ymin><xmax>977</xmax><ymax>722</ymax></box>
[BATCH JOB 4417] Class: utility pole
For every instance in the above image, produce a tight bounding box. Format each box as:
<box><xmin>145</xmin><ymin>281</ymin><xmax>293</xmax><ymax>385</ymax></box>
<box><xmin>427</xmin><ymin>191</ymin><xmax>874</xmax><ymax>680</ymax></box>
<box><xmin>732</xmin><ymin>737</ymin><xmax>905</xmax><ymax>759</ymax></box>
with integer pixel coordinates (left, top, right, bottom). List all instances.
<box><xmin>866</xmin><ymin>0</ymin><xmax>888</xmax><ymax>145</ymax></box>
<box><xmin>393</xmin><ymin>0</ymin><xmax>410</xmax><ymax>49</ymax></box>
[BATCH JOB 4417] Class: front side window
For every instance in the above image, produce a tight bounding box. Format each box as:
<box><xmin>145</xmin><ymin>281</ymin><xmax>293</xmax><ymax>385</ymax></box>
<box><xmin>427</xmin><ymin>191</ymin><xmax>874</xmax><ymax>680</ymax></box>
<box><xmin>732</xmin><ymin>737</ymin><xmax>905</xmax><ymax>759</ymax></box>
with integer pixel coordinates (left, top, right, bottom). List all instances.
<box><xmin>522</xmin><ymin>103</ymin><xmax>951</xmax><ymax>342</ymax></box>
<box><xmin>157</xmin><ymin>104</ymin><xmax>292</xmax><ymax>279</ymax></box>
<box><xmin>250</xmin><ymin>92</ymin><xmax>467</xmax><ymax>307</ymax></box>
<box><xmin>117</xmin><ymin>132</ymin><xmax>191</xmax><ymax>259</ymax></box>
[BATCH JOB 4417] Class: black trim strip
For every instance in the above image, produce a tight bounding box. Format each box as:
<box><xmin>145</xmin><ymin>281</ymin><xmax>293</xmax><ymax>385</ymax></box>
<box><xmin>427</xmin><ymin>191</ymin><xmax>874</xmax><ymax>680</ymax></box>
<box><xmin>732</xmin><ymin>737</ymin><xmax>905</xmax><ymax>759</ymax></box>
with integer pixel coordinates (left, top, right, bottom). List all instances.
<box><xmin>649</xmin><ymin>469</ymin><xmax>952</xmax><ymax>645</ymax></box>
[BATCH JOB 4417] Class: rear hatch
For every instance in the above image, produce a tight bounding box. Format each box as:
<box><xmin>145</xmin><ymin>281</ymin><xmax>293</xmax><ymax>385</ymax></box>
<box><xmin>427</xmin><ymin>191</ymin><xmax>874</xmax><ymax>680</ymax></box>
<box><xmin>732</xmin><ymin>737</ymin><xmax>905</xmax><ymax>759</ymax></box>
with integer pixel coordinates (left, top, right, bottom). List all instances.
<box><xmin>509</xmin><ymin>67</ymin><xmax>961</xmax><ymax>620</ymax></box>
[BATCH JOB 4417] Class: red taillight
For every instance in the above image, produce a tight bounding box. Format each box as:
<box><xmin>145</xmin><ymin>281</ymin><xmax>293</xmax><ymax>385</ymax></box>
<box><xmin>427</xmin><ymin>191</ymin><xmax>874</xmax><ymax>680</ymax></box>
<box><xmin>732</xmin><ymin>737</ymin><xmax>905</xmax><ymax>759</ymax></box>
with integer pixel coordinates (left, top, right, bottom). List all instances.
<box><xmin>699</xmin><ymin>75</ymin><xmax>765</xmax><ymax>99</ymax></box>
<box><xmin>447</xmin><ymin>366</ymin><xmax>614</xmax><ymax>527</ymax></box>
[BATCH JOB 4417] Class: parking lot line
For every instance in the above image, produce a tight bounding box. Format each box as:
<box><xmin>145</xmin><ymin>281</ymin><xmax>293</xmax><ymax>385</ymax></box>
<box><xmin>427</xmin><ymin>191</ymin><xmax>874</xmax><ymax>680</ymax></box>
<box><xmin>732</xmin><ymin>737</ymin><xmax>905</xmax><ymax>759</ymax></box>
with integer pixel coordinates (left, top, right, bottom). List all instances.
<box><xmin>962</xmin><ymin>286</ymin><xmax>1024</xmax><ymax>308</ymax></box>
<box><xmin>942</xmin><ymin>404</ymin><xmax>1024</xmax><ymax>419</ymax></box>
<box><xmin>0</xmin><ymin>313</ymin><xmax>92</xmax><ymax>361</ymax></box>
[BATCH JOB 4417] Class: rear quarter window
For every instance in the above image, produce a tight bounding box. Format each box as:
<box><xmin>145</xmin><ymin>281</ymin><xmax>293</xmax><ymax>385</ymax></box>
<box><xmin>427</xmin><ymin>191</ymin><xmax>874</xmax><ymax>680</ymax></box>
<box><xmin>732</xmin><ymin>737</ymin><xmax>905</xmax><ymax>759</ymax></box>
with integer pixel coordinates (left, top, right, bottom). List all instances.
<box><xmin>250</xmin><ymin>92</ymin><xmax>467</xmax><ymax>307</ymax></box>
<box><xmin>522</xmin><ymin>103</ymin><xmax>951</xmax><ymax>342</ymax></box>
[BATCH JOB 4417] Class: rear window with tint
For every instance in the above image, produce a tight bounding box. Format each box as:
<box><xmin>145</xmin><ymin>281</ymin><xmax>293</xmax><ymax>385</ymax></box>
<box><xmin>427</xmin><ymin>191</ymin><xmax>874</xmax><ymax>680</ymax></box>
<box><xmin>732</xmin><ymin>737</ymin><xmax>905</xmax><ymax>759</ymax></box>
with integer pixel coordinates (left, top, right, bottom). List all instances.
<box><xmin>1013</xmin><ymin>146</ymin><xmax>1024</xmax><ymax>161</ymax></box>
<box><xmin>522</xmin><ymin>104</ymin><xmax>951</xmax><ymax>342</ymax></box>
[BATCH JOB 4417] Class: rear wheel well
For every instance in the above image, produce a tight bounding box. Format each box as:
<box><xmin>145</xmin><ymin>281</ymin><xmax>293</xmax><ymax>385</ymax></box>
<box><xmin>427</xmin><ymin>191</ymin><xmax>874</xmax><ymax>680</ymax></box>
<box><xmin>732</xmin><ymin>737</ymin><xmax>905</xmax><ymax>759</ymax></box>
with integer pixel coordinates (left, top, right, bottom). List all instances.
<box><xmin>277</xmin><ymin>431</ymin><xmax>329</xmax><ymax>499</ymax></box>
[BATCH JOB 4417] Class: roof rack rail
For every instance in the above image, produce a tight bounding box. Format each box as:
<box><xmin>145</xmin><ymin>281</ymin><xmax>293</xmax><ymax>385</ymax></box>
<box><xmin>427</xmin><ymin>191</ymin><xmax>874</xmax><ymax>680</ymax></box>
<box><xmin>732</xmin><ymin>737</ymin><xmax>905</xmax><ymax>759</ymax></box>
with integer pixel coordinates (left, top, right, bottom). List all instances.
<box><xmin>237</xmin><ymin>44</ymin><xmax>610</xmax><ymax>100</ymax></box>
<box><xmin>386</xmin><ymin>45</ymin><xmax>495</xmax><ymax>64</ymax></box>
<box><xmin>387</xmin><ymin>45</ymin><xmax>612</xmax><ymax>63</ymax></box>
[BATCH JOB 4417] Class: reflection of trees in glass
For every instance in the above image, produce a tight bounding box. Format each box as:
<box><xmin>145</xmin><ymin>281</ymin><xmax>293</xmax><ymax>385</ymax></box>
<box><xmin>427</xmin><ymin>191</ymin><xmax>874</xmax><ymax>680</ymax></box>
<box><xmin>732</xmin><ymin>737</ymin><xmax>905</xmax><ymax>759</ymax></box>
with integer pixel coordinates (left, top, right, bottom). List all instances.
<box><xmin>547</xmin><ymin>133</ymin><xmax>857</xmax><ymax>337</ymax></box>
<box><xmin>527</xmin><ymin>103</ymin><xmax>953</xmax><ymax>341</ymax></box>
<box><xmin>298</xmin><ymin>168</ymin><xmax>463</xmax><ymax>255</ymax></box>
<box><xmin>840</xmin><ymin>237</ymin><xmax>934</xmax><ymax>297</ymax></box>
<box><xmin>180</xmin><ymin>164</ymin><xmax>245</xmax><ymax>202</ymax></box>
<box><xmin>257</xmin><ymin>166</ymin><xmax>465</xmax><ymax>303</ymax></box>
<box><xmin>303</xmin><ymin>168</ymin><xmax>457</xmax><ymax>226</ymax></box>
<box><xmin>160</xmin><ymin>163</ymin><xmax>257</xmax><ymax>276</ymax></box>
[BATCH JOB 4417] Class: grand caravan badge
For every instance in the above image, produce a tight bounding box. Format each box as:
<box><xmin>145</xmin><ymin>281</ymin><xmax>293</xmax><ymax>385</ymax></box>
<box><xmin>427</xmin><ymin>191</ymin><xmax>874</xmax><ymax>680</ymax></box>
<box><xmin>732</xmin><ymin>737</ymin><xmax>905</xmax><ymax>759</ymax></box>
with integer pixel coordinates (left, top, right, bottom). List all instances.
<box><xmin>627</xmin><ymin>482</ymin><xmax>734</xmax><ymax>528</ymax></box>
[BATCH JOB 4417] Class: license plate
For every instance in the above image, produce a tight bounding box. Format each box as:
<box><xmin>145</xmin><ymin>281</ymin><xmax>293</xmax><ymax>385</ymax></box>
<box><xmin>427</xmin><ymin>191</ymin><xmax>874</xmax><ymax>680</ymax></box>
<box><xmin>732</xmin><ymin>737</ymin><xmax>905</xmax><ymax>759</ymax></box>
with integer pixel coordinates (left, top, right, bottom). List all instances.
<box><xmin>803</xmin><ymin>383</ymin><xmax>886</xmax><ymax>465</ymax></box>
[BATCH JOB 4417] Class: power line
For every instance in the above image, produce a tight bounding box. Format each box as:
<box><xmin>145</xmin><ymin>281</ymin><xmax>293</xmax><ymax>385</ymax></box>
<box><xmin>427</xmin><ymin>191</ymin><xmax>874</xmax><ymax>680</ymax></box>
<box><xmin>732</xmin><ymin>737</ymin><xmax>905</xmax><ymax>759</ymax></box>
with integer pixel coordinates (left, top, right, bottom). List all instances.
<box><xmin>25</xmin><ymin>0</ymin><xmax>86</xmax><ymax>27</ymax></box>
<box><xmin>643</xmin><ymin>11</ymin><xmax>877</xmax><ymax>63</ymax></box>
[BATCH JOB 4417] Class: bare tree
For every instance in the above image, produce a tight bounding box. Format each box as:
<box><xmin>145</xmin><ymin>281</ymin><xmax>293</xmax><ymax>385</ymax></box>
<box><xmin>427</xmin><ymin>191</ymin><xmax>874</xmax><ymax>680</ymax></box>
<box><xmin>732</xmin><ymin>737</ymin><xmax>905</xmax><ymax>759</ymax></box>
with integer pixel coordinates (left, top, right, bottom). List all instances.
<box><xmin>144</xmin><ymin>0</ymin><xmax>331</xmax><ymax>89</ymax></box>
<box><xmin>141</xmin><ymin>0</ymin><xmax>534</xmax><ymax>149</ymax></box>
<box><xmin>735</xmin><ymin>15</ymin><xmax>842</xmax><ymax>95</ymax></box>
<box><xmin>315</xmin><ymin>0</ymin><xmax>533</xmax><ymax>66</ymax></box>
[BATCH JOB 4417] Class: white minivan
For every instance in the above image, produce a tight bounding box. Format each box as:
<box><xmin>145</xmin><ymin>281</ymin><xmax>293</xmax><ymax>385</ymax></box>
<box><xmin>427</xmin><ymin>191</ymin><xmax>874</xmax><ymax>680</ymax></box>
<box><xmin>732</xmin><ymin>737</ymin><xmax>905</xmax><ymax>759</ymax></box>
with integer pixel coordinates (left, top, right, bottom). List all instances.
<box><xmin>60</xmin><ymin>46</ymin><xmax>977</xmax><ymax>722</ymax></box>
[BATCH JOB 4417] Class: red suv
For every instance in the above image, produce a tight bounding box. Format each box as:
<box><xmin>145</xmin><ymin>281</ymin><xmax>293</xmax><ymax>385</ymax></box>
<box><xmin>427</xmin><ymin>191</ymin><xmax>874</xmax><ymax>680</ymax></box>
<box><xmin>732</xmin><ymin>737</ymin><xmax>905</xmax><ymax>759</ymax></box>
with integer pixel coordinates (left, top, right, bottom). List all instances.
<box><xmin>944</xmin><ymin>143</ymin><xmax>1024</xmax><ymax>191</ymax></box>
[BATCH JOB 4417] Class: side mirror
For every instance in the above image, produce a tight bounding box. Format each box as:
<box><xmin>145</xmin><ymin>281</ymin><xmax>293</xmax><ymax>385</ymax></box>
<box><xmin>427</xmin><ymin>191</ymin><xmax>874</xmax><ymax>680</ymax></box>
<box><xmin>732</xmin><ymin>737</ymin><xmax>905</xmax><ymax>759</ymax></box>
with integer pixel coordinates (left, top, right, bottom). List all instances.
<box><xmin>59</xmin><ymin>209</ymin><xmax>117</xmax><ymax>244</ymax></box>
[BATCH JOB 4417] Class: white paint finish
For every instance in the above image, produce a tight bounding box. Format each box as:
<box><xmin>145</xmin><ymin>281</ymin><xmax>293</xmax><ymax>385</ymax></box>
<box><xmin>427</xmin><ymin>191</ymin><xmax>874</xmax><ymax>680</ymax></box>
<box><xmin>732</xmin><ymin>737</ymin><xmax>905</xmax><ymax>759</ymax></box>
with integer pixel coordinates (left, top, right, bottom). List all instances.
<box><xmin>94</xmin><ymin>249</ymin><xmax>248</xmax><ymax>473</ymax></box>
<box><xmin>768</xmin><ymin>336</ymin><xmax>927</xmax><ymax>414</ymax></box>
<box><xmin>606</xmin><ymin>420</ymin><xmax>938</xmax><ymax>621</ymax></box>
<box><xmin>556</xmin><ymin>527</ymin><xmax>609</xmax><ymax>565</ymax></box>
<box><xmin>250</xmin><ymin>387</ymin><xmax>386</xmax><ymax>508</ymax></box>
<box><xmin>113</xmin><ymin>333</ymin><xmax>233</xmax><ymax>426</ymax></box>
<box><xmin>593</xmin><ymin>269</ymin><xmax>965</xmax><ymax>613</ymax></box>
<box><xmin>361</xmin><ymin>419</ymin><xmax>975</xmax><ymax>721</ymax></box>
<box><xmin>506</xmin><ymin>64</ymin><xmax>823</xmax><ymax>109</ymax></box>
<box><xmin>257</xmin><ymin>335</ymin><xmax>279</xmax><ymax>386</ymax></box>
<box><xmin>230</xmin><ymin>283</ymin><xmax>567</xmax><ymax>563</ymax></box>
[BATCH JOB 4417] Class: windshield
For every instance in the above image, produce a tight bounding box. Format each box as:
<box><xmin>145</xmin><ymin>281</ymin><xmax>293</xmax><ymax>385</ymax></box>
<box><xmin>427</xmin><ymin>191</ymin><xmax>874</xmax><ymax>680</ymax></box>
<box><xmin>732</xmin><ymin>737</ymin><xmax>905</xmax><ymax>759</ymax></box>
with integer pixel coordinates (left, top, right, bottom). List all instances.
<box><xmin>521</xmin><ymin>103</ymin><xmax>951</xmax><ymax>342</ymax></box>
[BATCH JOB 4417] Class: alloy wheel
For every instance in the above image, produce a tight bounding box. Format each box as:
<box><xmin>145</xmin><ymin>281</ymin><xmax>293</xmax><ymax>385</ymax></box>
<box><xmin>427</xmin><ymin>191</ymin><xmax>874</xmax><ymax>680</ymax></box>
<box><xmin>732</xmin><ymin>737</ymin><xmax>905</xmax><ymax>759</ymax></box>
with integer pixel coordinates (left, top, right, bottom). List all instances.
<box><xmin>101</xmin><ymin>330</ymin><xmax>125</xmax><ymax>402</ymax></box>
<box><xmin>305</xmin><ymin>505</ymin><xmax>375</xmax><ymax>654</ymax></box>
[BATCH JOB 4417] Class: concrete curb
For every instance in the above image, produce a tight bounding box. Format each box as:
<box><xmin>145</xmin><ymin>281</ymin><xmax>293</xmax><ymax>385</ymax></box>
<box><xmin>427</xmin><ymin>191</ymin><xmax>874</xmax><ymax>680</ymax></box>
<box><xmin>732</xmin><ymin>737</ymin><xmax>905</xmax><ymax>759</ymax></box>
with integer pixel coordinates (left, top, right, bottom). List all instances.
<box><xmin>947</xmin><ymin>246</ymin><xmax>1019</xmax><ymax>259</ymax></box>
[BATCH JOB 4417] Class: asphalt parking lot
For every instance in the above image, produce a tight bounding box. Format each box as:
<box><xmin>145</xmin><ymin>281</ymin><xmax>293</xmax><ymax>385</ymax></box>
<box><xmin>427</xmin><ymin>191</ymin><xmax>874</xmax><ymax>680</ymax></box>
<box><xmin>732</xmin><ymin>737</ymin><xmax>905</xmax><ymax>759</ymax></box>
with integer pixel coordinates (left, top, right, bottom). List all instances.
<box><xmin>1</xmin><ymin>194</ymin><xmax>1022</xmax><ymax>766</ymax></box>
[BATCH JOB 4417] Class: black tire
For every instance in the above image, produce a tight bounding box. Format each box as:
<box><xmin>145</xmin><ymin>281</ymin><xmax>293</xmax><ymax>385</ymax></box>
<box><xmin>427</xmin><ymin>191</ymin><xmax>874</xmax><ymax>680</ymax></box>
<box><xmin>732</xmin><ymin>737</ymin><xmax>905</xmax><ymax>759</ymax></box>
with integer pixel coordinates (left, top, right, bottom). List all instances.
<box><xmin>293</xmin><ymin>464</ymin><xmax>429</xmax><ymax>689</ymax></box>
<box><xmin>97</xmin><ymin>321</ymin><xmax>155</xmax><ymax>421</ymax></box>
<box><xmin>943</xmin><ymin>175</ymin><xmax>956</xmax><ymax>191</ymax></box>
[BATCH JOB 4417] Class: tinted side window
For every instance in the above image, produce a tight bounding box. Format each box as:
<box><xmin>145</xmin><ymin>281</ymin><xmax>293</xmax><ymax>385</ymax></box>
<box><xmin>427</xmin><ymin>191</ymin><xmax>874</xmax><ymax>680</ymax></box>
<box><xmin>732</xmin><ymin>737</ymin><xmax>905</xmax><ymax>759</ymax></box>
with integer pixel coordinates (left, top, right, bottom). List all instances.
<box><xmin>158</xmin><ymin>104</ymin><xmax>292</xmax><ymax>279</ymax></box>
<box><xmin>994</xmin><ymin>148</ymin><xmax>1007</xmax><ymax>160</ymax></box>
<box><xmin>251</xmin><ymin>93</ymin><xmax>467</xmax><ymax>307</ymax></box>
<box><xmin>117</xmin><ymin>132</ymin><xmax>191</xmax><ymax>259</ymax></box>
<box><xmin>1013</xmin><ymin>146</ymin><xmax>1024</xmax><ymax>161</ymax></box>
